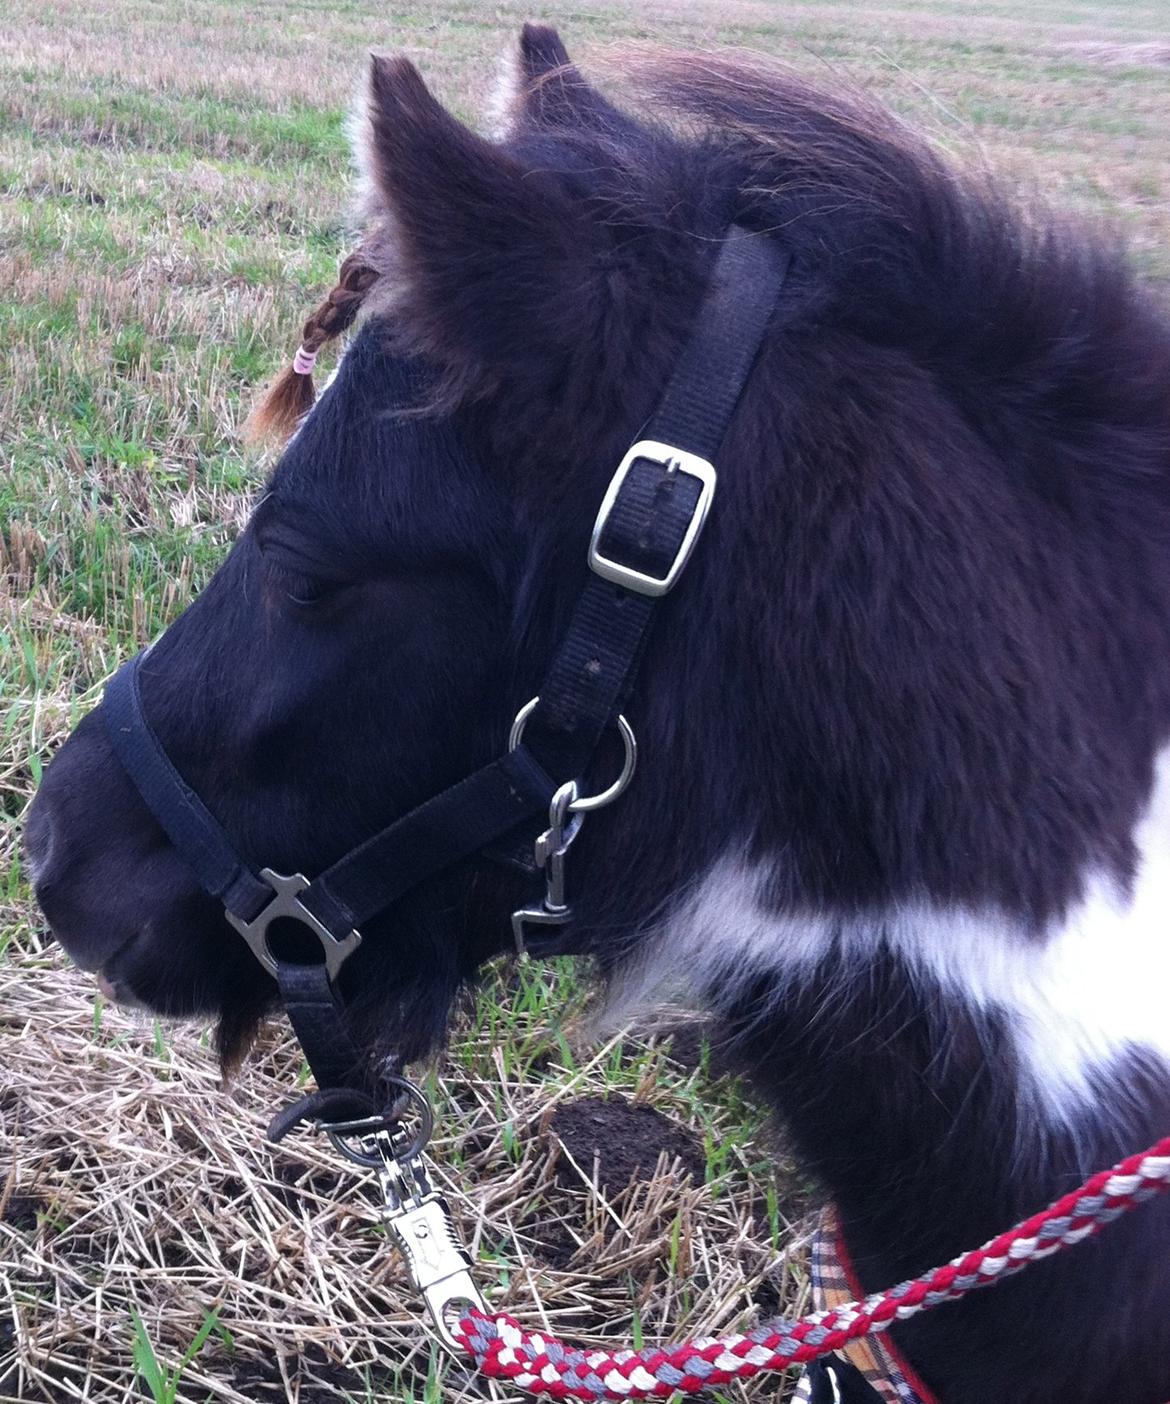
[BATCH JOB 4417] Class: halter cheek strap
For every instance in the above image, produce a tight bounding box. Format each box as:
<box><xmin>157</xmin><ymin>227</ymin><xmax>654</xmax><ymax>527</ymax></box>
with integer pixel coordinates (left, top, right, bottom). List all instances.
<box><xmin>102</xmin><ymin>224</ymin><xmax>791</xmax><ymax>1120</ymax></box>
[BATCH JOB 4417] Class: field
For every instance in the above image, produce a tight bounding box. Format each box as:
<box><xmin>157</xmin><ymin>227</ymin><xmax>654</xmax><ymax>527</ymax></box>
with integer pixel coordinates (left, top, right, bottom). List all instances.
<box><xmin>2</xmin><ymin>0</ymin><xmax>1169</xmax><ymax>1400</ymax></box>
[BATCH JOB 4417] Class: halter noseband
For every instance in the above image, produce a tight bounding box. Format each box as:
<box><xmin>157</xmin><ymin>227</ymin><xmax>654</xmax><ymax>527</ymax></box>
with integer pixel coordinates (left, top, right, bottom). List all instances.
<box><xmin>102</xmin><ymin>224</ymin><xmax>790</xmax><ymax>1122</ymax></box>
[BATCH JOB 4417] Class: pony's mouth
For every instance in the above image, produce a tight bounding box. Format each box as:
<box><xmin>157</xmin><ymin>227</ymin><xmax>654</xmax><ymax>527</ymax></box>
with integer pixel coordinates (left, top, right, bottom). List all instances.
<box><xmin>94</xmin><ymin>931</ymin><xmax>151</xmax><ymax>1007</ymax></box>
<box><xmin>70</xmin><ymin>925</ymin><xmax>158</xmax><ymax>1010</ymax></box>
<box><xmin>44</xmin><ymin>915</ymin><xmax>152</xmax><ymax>1008</ymax></box>
<box><xmin>96</xmin><ymin>968</ymin><xmax>143</xmax><ymax>1006</ymax></box>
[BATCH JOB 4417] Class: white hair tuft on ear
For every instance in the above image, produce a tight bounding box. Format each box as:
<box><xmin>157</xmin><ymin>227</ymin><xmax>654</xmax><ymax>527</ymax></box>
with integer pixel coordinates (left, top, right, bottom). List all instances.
<box><xmin>346</xmin><ymin>66</ymin><xmax>381</xmax><ymax>224</ymax></box>
<box><xmin>483</xmin><ymin>41</ymin><xmax>523</xmax><ymax>142</ymax></box>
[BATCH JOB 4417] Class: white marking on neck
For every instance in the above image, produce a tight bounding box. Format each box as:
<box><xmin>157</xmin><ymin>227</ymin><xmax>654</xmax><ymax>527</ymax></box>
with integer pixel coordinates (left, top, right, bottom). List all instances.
<box><xmin>624</xmin><ymin>748</ymin><xmax>1170</xmax><ymax>1116</ymax></box>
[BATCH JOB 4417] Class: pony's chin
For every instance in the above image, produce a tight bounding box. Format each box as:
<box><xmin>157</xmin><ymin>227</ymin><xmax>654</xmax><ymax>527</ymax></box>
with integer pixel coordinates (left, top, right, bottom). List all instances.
<box><xmin>82</xmin><ymin>935</ymin><xmax>256</xmax><ymax>1078</ymax></box>
<box><xmin>96</xmin><ymin>968</ymin><xmax>150</xmax><ymax>1010</ymax></box>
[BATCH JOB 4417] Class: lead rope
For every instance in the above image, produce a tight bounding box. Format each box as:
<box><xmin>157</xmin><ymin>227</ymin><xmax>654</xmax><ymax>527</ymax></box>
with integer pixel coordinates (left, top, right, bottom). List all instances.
<box><xmin>320</xmin><ymin>1098</ymin><xmax>1170</xmax><ymax>1401</ymax></box>
<box><xmin>454</xmin><ymin>1135</ymin><xmax>1170</xmax><ymax>1399</ymax></box>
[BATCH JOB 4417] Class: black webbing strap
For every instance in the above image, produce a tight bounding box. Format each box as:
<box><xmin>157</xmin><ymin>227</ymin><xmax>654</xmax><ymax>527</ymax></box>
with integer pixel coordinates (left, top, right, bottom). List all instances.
<box><xmin>267</xmin><ymin>1086</ymin><xmax>387</xmax><ymax>1144</ymax></box>
<box><xmin>299</xmin><ymin>746</ymin><xmax>556</xmax><ymax>934</ymax></box>
<box><xmin>278</xmin><ymin>962</ymin><xmax>367</xmax><ymax>1091</ymax></box>
<box><xmin>522</xmin><ymin>227</ymin><xmax>790</xmax><ymax>782</ymax></box>
<box><xmin>105</xmin><ymin>652</ymin><xmax>557</xmax><ymax>943</ymax></box>
<box><xmin>104</xmin><ymin>657</ymin><xmax>273</xmax><ymax>922</ymax></box>
<box><xmin>648</xmin><ymin>229</ymin><xmax>790</xmax><ymax>462</ymax></box>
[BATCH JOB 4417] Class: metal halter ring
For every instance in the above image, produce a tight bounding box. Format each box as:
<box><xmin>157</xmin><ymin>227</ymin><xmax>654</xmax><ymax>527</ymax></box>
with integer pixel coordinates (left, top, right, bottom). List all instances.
<box><xmin>318</xmin><ymin>1075</ymin><xmax>434</xmax><ymax>1168</ymax></box>
<box><xmin>508</xmin><ymin>696</ymin><xmax>637</xmax><ymax>813</ymax></box>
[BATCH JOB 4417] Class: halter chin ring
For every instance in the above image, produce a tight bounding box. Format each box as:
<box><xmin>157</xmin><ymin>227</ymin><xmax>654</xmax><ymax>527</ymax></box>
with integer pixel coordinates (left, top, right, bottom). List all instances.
<box><xmin>225</xmin><ymin>868</ymin><xmax>362</xmax><ymax>980</ymax></box>
<box><xmin>508</xmin><ymin>697</ymin><xmax>637</xmax><ymax>812</ymax></box>
<box><xmin>318</xmin><ymin>1075</ymin><xmax>434</xmax><ymax>1168</ymax></box>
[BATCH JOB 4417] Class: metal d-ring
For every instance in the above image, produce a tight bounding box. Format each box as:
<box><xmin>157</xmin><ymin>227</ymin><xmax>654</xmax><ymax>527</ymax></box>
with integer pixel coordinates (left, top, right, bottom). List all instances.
<box><xmin>319</xmin><ymin>1075</ymin><xmax>434</xmax><ymax>1168</ymax></box>
<box><xmin>508</xmin><ymin>696</ymin><xmax>637</xmax><ymax>814</ymax></box>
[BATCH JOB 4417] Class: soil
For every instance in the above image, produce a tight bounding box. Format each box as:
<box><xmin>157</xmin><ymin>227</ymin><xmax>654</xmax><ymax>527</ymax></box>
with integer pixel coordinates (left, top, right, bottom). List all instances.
<box><xmin>1</xmin><ymin>1192</ymin><xmax>45</xmax><ymax>1232</ymax></box>
<box><xmin>230</xmin><ymin>1344</ymin><xmax>376</xmax><ymax>1402</ymax></box>
<box><xmin>549</xmin><ymin>1095</ymin><xmax>705</xmax><ymax>1198</ymax></box>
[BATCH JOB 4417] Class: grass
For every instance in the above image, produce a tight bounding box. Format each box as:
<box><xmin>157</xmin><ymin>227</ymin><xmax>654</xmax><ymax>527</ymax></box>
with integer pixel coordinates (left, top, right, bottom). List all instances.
<box><xmin>131</xmin><ymin>1306</ymin><xmax>229</xmax><ymax>1404</ymax></box>
<box><xmin>0</xmin><ymin>950</ymin><xmax>813</xmax><ymax>1402</ymax></box>
<box><xmin>1</xmin><ymin>0</ymin><xmax>1168</xmax><ymax>1400</ymax></box>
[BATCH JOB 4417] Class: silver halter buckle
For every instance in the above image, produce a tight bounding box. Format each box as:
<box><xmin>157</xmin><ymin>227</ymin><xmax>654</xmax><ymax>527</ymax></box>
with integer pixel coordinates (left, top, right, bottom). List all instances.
<box><xmin>588</xmin><ymin>439</ymin><xmax>717</xmax><ymax>596</ymax></box>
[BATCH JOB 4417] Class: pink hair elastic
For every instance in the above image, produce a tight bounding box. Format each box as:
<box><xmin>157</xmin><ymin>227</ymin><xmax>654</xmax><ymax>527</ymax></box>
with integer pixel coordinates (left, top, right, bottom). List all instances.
<box><xmin>292</xmin><ymin>345</ymin><xmax>318</xmax><ymax>376</ymax></box>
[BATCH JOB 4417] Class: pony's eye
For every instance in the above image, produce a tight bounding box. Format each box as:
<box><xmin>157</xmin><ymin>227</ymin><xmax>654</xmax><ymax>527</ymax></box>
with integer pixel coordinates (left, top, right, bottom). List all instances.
<box><xmin>262</xmin><ymin>557</ymin><xmax>343</xmax><ymax>611</ymax></box>
<box><xmin>283</xmin><ymin>575</ymin><xmax>335</xmax><ymax>608</ymax></box>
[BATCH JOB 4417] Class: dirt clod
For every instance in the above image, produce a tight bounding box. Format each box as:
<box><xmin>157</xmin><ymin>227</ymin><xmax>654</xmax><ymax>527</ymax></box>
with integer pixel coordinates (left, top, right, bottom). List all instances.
<box><xmin>550</xmin><ymin>1095</ymin><xmax>705</xmax><ymax>1198</ymax></box>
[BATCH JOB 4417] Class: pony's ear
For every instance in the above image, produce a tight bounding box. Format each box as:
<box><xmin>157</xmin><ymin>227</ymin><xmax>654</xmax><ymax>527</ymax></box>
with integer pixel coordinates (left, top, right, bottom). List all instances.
<box><xmin>357</xmin><ymin>55</ymin><xmax>597</xmax><ymax>389</ymax></box>
<box><xmin>500</xmin><ymin>24</ymin><xmax>627</xmax><ymax>134</ymax></box>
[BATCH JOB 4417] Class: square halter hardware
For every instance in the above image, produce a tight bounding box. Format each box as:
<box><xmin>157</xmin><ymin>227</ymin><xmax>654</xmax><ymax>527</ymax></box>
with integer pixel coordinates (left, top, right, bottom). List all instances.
<box><xmin>587</xmin><ymin>439</ymin><xmax>717</xmax><ymax>597</ymax></box>
<box><xmin>225</xmin><ymin>868</ymin><xmax>362</xmax><ymax>980</ymax></box>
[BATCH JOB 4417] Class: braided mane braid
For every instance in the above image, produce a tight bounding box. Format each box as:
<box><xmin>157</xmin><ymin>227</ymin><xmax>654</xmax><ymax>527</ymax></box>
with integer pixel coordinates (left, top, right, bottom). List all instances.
<box><xmin>244</xmin><ymin>251</ymin><xmax>380</xmax><ymax>445</ymax></box>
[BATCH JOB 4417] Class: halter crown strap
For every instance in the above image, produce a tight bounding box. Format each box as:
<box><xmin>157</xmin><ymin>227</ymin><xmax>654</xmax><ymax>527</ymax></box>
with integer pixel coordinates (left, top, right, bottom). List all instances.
<box><xmin>521</xmin><ymin>226</ymin><xmax>790</xmax><ymax>784</ymax></box>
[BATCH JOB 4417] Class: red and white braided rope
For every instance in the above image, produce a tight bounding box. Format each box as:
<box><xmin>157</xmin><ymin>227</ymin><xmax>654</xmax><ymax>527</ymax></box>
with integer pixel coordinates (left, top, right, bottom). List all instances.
<box><xmin>455</xmin><ymin>1134</ymin><xmax>1170</xmax><ymax>1400</ymax></box>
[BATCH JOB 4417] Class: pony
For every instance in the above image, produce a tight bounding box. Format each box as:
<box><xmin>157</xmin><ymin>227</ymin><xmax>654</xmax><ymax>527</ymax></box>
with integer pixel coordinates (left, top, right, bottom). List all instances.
<box><xmin>26</xmin><ymin>26</ymin><xmax>1170</xmax><ymax>1403</ymax></box>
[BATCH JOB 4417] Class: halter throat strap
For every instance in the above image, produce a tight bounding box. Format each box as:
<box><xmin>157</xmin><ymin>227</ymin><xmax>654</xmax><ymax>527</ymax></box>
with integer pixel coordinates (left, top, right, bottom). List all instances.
<box><xmin>102</xmin><ymin>224</ymin><xmax>791</xmax><ymax>1107</ymax></box>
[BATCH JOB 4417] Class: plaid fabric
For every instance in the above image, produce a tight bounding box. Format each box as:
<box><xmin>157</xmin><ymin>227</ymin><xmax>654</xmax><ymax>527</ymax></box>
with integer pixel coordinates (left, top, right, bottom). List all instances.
<box><xmin>793</xmin><ymin>1211</ymin><xmax>930</xmax><ymax>1404</ymax></box>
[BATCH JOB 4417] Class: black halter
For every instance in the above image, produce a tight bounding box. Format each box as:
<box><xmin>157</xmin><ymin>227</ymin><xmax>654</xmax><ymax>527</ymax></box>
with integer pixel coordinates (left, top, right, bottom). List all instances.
<box><xmin>103</xmin><ymin>225</ymin><xmax>789</xmax><ymax>1126</ymax></box>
